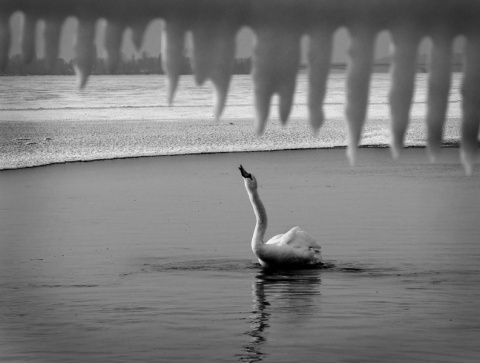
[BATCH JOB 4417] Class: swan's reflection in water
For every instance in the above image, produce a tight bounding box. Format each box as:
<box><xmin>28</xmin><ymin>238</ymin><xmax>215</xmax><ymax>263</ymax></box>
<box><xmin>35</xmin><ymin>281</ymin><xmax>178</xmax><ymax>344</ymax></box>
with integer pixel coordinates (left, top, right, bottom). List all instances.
<box><xmin>239</xmin><ymin>268</ymin><xmax>322</xmax><ymax>362</ymax></box>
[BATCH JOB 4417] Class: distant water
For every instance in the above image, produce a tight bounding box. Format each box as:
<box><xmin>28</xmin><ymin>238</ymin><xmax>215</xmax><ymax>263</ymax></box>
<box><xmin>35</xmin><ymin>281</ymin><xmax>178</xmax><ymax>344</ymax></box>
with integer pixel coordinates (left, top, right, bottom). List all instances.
<box><xmin>0</xmin><ymin>73</ymin><xmax>464</xmax><ymax>169</ymax></box>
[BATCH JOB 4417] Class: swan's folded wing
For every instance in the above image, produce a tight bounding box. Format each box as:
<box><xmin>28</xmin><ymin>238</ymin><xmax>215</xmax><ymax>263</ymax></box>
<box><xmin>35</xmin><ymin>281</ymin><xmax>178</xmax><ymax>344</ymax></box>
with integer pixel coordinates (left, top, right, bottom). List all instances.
<box><xmin>278</xmin><ymin>226</ymin><xmax>321</xmax><ymax>250</ymax></box>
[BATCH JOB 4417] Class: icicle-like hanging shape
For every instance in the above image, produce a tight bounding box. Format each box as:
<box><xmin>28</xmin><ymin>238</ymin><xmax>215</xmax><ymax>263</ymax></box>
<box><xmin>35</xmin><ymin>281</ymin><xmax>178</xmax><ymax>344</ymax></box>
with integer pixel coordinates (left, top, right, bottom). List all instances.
<box><xmin>0</xmin><ymin>11</ymin><xmax>11</xmax><ymax>71</ymax></box>
<box><xmin>104</xmin><ymin>20</ymin><xmax>125</xmax><ymax>73</ymax></box>
<box><xmin>460</xmin><ymin>33</ymin><xmax>480</xmax><ymax>176</ymax></box>
<box><xmin>44</xmin><ymin>17</ymin><xmax>63</xmax><ymax>69</ymax></box>
<box><xmin>251</xmin><ymin>0</ymin><xmax>303</xmax><ymax>134</ymax></box>
<box><xmin>426</xmin><ymin>34</ymin><xmax>453</xmax><ymax>163</ymax></box>
<box><xmin>345</xmin><ymin>26</ymin><xmax>375</xmax><ymax>165</ymax></box>
<box><xmin>74</xmin><ymin>17</ymin><xmax>96</xmax><ymax>88</ymax></box>
<box><xmin>0</xmin><ymin>0</ymin><xmax>479</xmax><ymax>174</ymax></box>
<box><xmin>21</xmin><ymin>13</ymin><xmax>37</xmax><ymax>64</ymax></box>
<box><xmin>307</xmin><ymin>27</ymin><xmax>334</xmax><ymax>134</ymax></box>
<box><xmin>189</xmin><ymin>3</ymin><xmax>240</xmax><ymax>120</ymax></box>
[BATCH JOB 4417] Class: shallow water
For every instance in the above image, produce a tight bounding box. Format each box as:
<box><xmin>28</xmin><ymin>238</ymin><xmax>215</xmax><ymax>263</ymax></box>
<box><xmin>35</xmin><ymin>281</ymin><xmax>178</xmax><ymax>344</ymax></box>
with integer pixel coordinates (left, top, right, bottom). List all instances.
<box><xmin>1</xmin><ymin>149</ymin><xmax>479</xmax><ymax>362</ymax></box>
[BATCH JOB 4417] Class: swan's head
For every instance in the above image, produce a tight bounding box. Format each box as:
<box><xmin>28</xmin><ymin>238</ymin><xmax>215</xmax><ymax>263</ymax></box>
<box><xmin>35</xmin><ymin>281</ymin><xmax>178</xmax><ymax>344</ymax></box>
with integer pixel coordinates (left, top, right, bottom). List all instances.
<box><xmin>239</xmin><ymin>165</ymin><xmax>258</xmax><ymax>191</ymax></box>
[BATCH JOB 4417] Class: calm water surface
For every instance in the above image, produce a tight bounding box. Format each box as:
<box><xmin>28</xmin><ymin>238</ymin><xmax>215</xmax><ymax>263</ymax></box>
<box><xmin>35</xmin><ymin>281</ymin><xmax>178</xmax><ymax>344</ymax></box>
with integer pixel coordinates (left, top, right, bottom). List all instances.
<box><xmin>1</xmin><ymin>150</ymin><xmax>479</xmax><ymax>362</ymax></box>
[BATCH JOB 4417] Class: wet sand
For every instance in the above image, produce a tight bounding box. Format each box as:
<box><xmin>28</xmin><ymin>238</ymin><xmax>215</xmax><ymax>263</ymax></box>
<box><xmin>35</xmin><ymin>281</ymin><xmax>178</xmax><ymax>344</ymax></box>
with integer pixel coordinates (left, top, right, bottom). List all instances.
<box><xmin>1</xmin><ymin>148</ymin><xmax>480</xmax><ymax>362</ymax></box>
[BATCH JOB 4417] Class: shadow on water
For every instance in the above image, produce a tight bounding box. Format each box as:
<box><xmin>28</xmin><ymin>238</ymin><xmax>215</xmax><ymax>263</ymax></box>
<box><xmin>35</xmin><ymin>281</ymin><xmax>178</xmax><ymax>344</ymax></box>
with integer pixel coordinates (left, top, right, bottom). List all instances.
<box><xmin>237</xmin><ymin>267</ymin><xmax>327</xmax><ymax>363</ymax></box>
<box><xmin>131</xmin><ymin>256</ymin><xmax>456</xmax><ymax>282</ymax></box>
<box><xmin>139</xmin><ymin>257</ymin><xmax>259</xmax><ymax>273</ymax></box>
<box><xmin>235</xmin><ymin>262</ymin><xmax>381</xmax><ymax>362</ymax></box>
<box><xmin>140</xmin><ymin>257</ymin><xmax>352</xmax><ymax>274</ymax></box>
<box><xmin>132</xmin><ymin>257</ymin><xmax>390</xmax><ymax>363</ymax></box>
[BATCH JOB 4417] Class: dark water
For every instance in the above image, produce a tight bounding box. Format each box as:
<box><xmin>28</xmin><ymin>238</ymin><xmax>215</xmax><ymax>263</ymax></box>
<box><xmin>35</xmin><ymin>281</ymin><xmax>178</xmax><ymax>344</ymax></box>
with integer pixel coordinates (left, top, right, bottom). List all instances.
<box><xmin>1</xmin><ymin>149</ymin><xmax>479</xmax><ymax>362</ymax></box>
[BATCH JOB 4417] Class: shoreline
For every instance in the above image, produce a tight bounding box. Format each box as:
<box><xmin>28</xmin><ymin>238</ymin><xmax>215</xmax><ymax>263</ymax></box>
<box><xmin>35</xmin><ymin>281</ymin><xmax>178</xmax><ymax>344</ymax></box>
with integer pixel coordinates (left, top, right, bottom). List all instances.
<box><xmin>0</xmin><ymin>143</ymin><xmax>467</xmax><ymax>172</ymax></box>
<box><xmin>0</xmin><ymin>114</ymin><xmax>466</xmax><ymax>171</ymax></box>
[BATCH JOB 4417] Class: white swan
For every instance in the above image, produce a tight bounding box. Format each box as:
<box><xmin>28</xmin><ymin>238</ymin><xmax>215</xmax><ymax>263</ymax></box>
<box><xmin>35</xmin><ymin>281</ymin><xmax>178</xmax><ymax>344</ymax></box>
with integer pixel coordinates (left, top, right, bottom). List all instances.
<box><xmin>240</xmin><ymin>165</ymin><xmax>322</xmax><ymax>269</ymax></box>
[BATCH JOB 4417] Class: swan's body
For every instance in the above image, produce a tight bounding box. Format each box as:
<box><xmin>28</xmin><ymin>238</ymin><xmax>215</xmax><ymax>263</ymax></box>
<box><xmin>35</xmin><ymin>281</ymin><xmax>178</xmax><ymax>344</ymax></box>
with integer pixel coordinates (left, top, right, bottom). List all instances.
<box><xmin>240</xmin><ymin>165</ymin><xmax>322</xmax><ymax>268</ymax></box>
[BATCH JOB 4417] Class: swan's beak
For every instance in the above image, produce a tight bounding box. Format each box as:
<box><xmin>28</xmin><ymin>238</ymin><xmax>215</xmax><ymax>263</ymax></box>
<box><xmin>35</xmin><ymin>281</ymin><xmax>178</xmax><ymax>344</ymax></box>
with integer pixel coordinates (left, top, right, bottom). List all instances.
<box><xmin>239</xmin><ymin>164</ymin><xmax>252</xmax><ymax>179</ymax></box>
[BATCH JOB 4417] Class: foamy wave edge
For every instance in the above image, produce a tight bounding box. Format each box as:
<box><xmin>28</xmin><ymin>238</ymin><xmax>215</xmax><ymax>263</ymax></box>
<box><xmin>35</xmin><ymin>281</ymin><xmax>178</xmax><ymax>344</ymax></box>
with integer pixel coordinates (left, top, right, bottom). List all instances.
<box><xmin>1</xmin><ymin>142</ymin><xmax>463</xmax><ymax>171</ymax></box>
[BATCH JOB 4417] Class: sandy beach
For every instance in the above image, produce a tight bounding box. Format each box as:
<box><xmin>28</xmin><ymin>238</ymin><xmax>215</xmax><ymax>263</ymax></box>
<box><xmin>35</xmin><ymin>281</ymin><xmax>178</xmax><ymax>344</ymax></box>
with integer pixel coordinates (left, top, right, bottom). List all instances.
<box><xmin>1</xmin><ymin>148</ymin><xmax>480</xmax><ymax>362</ymax></box>
<box><xmin>0</xmin><ymin>73</ymin><xmax>464</xmax><ymax>170</ymax></box>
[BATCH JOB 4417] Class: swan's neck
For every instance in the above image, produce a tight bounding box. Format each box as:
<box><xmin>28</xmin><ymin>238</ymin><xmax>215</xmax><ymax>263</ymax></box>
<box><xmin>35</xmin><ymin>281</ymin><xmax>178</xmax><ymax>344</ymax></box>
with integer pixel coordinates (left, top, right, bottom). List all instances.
<box><xmin>247</xmin><ymin>188</ymin><xmax>267</xmax><ymax>253</ymax></box>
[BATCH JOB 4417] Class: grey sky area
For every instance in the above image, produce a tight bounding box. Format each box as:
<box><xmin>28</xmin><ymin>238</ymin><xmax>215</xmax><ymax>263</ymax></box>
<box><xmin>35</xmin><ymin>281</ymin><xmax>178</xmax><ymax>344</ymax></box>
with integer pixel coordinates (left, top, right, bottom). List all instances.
<box><xmin>8</xmin><ymin>12</ymin><xmax>463</xmax><ymax>64</ymax></box>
